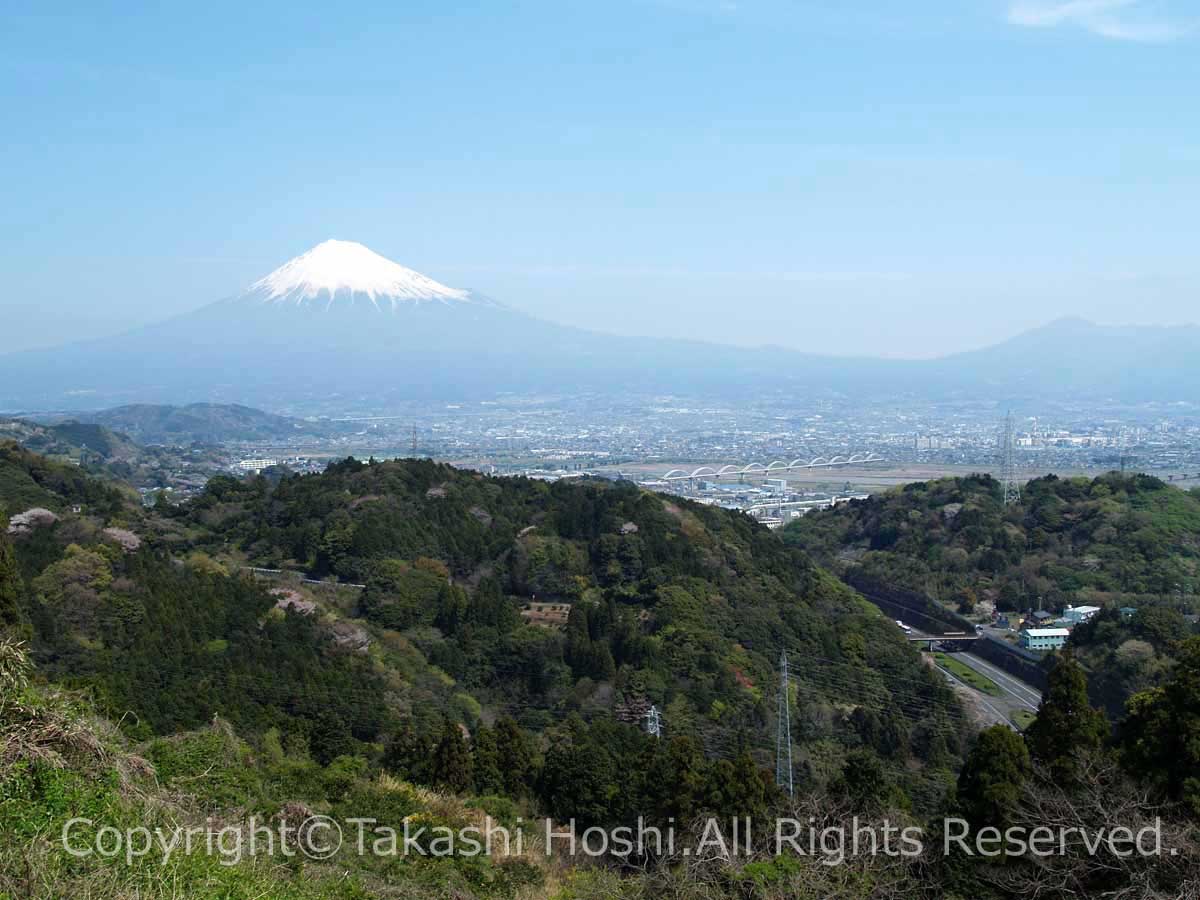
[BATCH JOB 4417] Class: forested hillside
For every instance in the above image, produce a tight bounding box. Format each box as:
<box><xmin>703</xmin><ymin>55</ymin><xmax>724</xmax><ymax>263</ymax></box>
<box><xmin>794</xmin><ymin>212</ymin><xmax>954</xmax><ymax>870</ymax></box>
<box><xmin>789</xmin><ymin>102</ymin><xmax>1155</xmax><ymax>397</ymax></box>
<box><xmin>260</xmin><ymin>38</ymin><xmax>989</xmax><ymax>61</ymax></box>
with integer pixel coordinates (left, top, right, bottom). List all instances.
<box><xmin>783</xmin><ymin>472</ymin><xmax>1200</xmax><ymax>718</ymax></box>
<box><xmin>0</xmin><ymin>419</ymin><xmax>226</xmax><ymax>492</ymax></box>
<box><xmin>2</xmin><ymin>449</ymin><xmax>965</xmax><ymax>830</ymax></box>
<box><xmin>7</xmin><ymin>450</ymin><xmax>1200</xmax><ymax>898</ymax></box>
<box><xmin>0</xmin><ymin>416</ymin><xmax>147</xmax><ymax>461</ymax></box>
<box><xmin>33</xmin><ymin>402</ymin><xmax>347</xmax><ymax>444</ymax></box>
<box><xmin>163</xmin><ymin>457</ymin><xmax>967</xmax><ymax>799</ymax></box>
<box><xmin>0</xmin><ymin>440</ymin><xmax>129</xmax><ymax>516</ymax></box>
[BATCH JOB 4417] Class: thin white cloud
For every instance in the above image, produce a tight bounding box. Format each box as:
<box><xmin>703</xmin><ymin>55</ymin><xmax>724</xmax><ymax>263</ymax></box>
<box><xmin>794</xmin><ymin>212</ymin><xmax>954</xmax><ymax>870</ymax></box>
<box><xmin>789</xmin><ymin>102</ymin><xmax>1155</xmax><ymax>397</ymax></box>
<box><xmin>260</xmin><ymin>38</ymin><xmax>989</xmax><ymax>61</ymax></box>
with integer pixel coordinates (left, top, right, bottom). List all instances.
<box><xmin>1008</xmin><ymin>0</ymin><xmax>1133</xmax><ymax>27</ymax></box>
<box><xmin>1007</xmin><ymin>0</ymin><xmax>1188</xmax><ymax>41</ymax></box>
<box><xmin>1085</xmin><ymin>17</ymin><xmax>1184</xmax><ymax>40</ymax></box>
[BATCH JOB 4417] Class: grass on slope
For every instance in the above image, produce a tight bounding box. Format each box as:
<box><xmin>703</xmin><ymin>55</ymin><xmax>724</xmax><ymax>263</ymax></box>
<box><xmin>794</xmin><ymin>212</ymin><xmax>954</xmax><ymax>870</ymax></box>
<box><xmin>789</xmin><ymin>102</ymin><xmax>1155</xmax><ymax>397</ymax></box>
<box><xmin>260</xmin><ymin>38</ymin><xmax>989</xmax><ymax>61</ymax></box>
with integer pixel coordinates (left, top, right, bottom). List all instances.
<box><xmin>0</xmin><ymin>640</ymin><xmax>548</xmax><ymax>900</ymax></box>
<box><xmin>934</xmin><ymin>652</ymin><xmax>1002</xmax><ymax>697</ymax></box>
<box><xmin>1011</xmin><ymin>709</ymin><xmax>1037</xmax><ymax>731</ymax></box>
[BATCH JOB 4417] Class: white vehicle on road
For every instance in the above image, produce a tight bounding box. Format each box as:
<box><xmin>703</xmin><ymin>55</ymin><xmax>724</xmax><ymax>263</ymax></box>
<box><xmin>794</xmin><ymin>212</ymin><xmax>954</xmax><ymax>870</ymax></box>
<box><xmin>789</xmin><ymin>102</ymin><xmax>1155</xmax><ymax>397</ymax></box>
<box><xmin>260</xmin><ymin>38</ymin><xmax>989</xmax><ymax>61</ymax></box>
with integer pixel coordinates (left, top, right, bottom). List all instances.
<box><xmin>895</xmin><ymin>620</ymin><xmax>912</xmax><ymax>634</ymax></box>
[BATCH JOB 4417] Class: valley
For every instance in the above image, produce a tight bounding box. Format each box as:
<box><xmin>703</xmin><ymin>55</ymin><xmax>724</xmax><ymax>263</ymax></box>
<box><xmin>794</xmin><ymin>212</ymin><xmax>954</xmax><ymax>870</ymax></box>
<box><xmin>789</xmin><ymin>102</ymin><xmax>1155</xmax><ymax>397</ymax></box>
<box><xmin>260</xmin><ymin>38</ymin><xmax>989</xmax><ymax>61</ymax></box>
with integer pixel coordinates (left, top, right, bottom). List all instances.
<box><xmin>6</xmin><ymin>4</ymin><xmax>1200</xmax><ymax>895</ymax></box>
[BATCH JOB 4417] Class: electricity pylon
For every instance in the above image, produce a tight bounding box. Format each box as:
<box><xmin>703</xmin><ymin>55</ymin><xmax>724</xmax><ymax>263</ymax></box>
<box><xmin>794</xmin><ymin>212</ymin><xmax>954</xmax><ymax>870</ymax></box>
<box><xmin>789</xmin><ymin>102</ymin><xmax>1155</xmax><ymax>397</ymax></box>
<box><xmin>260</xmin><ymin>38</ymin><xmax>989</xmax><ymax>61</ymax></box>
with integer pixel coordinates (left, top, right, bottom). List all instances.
<box><xmin>1001</xmin><ymin>410</ymin><xmax>1021</xmax><ymax>506</ymax></box>
<box><xmin>775</xmin><ymin>650</ymin><xmax>794</xmax><ymax>799</ymax></box>
<box><xmin>644</xmin><ymin>705</ymin><xmax>662</xmax><ymax>739</ymax></box>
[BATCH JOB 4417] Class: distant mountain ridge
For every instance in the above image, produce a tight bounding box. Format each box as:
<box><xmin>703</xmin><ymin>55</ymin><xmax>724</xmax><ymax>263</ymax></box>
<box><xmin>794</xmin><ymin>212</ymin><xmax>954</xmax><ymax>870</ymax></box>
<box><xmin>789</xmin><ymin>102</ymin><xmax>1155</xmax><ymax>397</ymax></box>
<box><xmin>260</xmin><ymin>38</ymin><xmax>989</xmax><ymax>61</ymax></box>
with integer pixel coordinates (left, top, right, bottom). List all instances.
<box><xmin>0</xmin><ymin>417</ymin><xmax>140</xmax><ymax>462</ymax></box>
<box><xmin>933</xmin><ymin>316</ymin><xmax>1200</xmax><ymax>398</ymax></box>
<box><xmin>32</xmin><ymin>403</ymin><xmax>343</xmax><ymax>444</ymax></box>
<box><xmin>0</xmin><ymin>241</ymin><xmax>1196</xmax><ymax>409</ymax></box>
<box><xmin>0</xmin><ymin>414</ymin><xmax>229</xmax><ymax>492</ymax></box>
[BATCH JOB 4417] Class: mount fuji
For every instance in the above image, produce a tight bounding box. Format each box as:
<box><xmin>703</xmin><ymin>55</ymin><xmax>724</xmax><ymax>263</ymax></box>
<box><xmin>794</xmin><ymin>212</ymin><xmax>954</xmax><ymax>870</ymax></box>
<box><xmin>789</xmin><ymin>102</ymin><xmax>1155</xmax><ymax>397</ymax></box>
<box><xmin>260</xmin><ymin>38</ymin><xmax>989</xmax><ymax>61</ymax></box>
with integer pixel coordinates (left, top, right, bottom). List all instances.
<box><xmin>1</xmin><ymin>240</ymin><xmax>1197</xmax><ymax>411</ymax></box>
<box><xmin>0</xmin><ymin>240</ymin><xmax>819</xmax><ymax>410</ymax></box>
<box><xmin>237</xmin><ymin>239</ymin><xmax>491</xmax><ymax>310</ymax></box>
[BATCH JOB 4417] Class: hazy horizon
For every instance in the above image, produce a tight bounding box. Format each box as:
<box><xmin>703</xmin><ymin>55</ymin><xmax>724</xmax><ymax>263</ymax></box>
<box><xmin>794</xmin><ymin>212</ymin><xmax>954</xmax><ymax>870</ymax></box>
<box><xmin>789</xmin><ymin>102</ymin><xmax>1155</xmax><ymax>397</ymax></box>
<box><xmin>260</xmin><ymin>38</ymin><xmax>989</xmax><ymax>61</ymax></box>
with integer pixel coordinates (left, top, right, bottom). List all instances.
<box><xmin>3</xmin><ymin>1</ymin><xmax>1198</xmax><ymax>358</ymax></box>
<box><xmin>3</xmin><ymin>237</ymin><xmax>1196</xmax><ymax>363</ymax></box>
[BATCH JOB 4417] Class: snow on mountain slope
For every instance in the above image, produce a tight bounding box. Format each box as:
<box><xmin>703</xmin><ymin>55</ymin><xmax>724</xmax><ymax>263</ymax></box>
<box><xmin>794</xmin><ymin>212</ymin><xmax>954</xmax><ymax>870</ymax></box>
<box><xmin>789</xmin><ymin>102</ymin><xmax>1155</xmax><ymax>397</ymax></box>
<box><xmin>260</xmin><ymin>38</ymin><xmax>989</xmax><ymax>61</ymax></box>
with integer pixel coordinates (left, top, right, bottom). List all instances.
<box><xmin>242</xmin><ymin>239</ymin><xmax>473</xmax><ymax>308</ymax></box>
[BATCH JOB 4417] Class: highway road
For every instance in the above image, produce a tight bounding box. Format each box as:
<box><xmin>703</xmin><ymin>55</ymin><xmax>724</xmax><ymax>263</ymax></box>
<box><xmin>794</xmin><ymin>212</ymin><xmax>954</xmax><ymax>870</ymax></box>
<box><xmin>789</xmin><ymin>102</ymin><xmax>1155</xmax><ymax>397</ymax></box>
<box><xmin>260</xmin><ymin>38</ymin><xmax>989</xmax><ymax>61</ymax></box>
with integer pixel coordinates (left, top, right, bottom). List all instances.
<box><xmin>952</xmin><ymin>648</ymin><xmax>1041</xmax><ymax>713</ymax></box>
<box><xmin>904</xmin><ymin>623</ymin><xmax>1043</xmax><ymax>728</ymax></box>
<box><xmin>931</xmin><ymin>667</ymin><xmax>1016</xmax><ymax>729</ymax></box>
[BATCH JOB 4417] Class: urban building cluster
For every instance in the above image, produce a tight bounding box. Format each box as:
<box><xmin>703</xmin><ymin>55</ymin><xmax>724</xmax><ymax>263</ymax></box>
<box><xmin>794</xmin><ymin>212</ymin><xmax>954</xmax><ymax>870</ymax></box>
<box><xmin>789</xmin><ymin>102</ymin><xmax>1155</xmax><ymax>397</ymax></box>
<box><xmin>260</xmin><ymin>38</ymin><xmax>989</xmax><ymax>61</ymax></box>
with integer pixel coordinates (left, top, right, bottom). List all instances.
<box><xmin>82</xmin><ymin>393</ymin><xmax>1197</xmax><ymax>507</ymax></box>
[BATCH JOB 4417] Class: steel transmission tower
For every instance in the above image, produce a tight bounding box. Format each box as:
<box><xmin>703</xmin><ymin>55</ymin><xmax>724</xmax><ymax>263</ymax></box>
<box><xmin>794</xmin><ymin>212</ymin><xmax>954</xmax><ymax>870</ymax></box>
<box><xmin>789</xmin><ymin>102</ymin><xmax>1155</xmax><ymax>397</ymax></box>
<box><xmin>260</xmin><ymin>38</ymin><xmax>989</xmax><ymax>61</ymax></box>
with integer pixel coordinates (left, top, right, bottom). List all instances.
<box><xmin>644</xmin><ymin>705</ymin><xmax>662</xmax><ymax>739</ymax></box>
<box><xmin>1118</xmin><ymin>429</ymin><xmax>1136</xmax><ymax>474</ymax></box>
<box><xmin>775</xmin><ymin>650</ymin><xmax>794</xmax><ymax>798</ymax></box>
<box><xmin>1000</xmin><ymin>410</ymin><xmax>1021</xmax><ymax>507</ymax></box>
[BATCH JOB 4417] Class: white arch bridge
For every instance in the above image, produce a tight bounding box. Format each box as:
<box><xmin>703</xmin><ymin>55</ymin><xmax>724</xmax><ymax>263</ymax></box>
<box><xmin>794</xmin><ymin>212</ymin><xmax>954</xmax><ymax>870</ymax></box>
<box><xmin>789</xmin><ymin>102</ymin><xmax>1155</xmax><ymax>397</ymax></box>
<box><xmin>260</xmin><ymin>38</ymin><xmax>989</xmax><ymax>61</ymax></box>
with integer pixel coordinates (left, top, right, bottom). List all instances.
<box><xmin>662</xmin><ymin>452</ymin><xmax>884</xmax><ymax>482</ymax></box>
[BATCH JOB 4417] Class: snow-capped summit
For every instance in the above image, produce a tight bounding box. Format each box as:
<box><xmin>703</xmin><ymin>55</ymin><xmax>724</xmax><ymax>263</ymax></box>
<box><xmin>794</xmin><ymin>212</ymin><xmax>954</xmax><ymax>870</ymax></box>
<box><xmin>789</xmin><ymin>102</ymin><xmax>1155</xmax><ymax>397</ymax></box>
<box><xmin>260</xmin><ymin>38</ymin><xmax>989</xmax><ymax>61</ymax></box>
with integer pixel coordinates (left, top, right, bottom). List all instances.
<box><xmin>243</xmin><ymin>239</ymin><xmax>472</xmax><ymax>308</ymax></box>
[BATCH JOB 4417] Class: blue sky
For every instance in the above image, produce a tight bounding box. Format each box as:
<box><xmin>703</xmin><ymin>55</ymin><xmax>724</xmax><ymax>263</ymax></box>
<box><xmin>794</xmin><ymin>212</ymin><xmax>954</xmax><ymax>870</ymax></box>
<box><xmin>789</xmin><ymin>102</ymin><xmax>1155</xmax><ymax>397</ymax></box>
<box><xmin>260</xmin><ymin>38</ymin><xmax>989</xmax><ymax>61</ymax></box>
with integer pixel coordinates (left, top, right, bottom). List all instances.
<box><xmin>2</xmin><ymin>0</ymin><xmax>1197</xmax><ymax>357</ymax></box>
